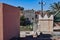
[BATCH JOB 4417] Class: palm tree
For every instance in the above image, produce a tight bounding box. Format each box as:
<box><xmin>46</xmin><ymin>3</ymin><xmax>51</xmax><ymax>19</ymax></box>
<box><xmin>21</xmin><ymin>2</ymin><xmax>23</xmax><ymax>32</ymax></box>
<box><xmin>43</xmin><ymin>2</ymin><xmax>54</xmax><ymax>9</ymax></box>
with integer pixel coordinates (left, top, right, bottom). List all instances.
<box><xmin>50</xmin><ymin>2</ymin><xmax>60</xmax><ymax>16</ymax></box>
<box><xmin>45</xmin><ymin>2</ymin><xmax>60</xmax><ymax>22</ymax></box>
<box><xmin>46</xmin><ymin>2</ymin><xmax>60</xmax><ymax>16</ymax></box>
<box><xmin>50</xmin><ymin>2</ymin><xmax>60</xmax><ymax>22</ymax></box>
<box><xmin>51</xmin><ymin>2</ymin><xmax>60</xmax><ymax>11</ymax></box>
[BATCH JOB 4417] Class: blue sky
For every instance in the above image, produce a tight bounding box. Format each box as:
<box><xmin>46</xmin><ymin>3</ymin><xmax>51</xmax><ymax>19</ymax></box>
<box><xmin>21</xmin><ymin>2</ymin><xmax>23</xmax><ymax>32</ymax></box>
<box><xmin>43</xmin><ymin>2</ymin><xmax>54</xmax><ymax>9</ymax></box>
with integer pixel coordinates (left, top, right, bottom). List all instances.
<box><xmin>0</xmin><ymin>0</ymin><xmax>60</xmax><ymax>10</ymax></box>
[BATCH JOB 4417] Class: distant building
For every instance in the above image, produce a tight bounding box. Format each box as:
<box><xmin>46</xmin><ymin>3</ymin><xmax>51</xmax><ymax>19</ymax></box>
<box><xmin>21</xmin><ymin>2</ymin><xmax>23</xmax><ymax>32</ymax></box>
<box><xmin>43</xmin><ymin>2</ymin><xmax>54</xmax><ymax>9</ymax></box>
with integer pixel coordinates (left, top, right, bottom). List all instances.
<box><xmin>0</xmin><ymin>3</ymin><xmax>20</xmax><ymax>40</ymax></box>
<box><xmin>23</xmin><ymin>9</ymin><xmax>36</xmax><ymax>31</ymax></box>
<box><xmin>23</xmin><ymin>9</ymin><xmax>35</xmax><ymax>23</ymax></box>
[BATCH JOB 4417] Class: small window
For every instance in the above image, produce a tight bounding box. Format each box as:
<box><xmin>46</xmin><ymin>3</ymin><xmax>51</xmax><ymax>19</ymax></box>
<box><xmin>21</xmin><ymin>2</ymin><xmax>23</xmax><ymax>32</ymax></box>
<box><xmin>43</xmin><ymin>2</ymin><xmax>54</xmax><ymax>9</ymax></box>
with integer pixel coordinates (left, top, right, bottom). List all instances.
<box><xmin>35</xmin><ymin>15</ymin><xmax>38</xmax><ymax>18</ymax></box>
<box><xmin>26</xmin><ymin>18</ymin><xmax>29</xmax><ymax>20</ymax></box>
<box><xmin>32</xmin><ymin>18</ymin><xmax>34</xmax><ymax>20</ymax></box>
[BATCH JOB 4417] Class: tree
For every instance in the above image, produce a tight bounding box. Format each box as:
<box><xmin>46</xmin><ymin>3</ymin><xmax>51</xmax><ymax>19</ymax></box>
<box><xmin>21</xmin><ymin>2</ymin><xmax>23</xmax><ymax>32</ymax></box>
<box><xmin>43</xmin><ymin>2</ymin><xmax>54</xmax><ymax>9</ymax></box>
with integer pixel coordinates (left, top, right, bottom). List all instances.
<box><xmin>17</xmin><ymin>6</ymin><xmax>24</xmax><ymax>10</ymax></box>
<box><xmin>46</xmin><ymin>2</ymin><xmax>60</xmax><ymax>16</ymax></box>
<box><xmin>20</xmin><ymin>16</ymin><xmax>26</xmax><ymax>26</ymax></box>
<box><xmin>50</xmin><ymin>2</ymin><xmax>60</xmax><ymax>15</ymax></box>
<box><xmin>20</xmin><ymin>16</ymin><xmax>31</xmax><ymax>26</ymax></box>
<box><xmin>46</xmin><ymin>10</ymin><xmax>53</xmax><ymax>16</ymax></box>
<box><xmin>51</xmin><ymin>2</ymin><xmax>60</xmax><ymax>11</ymax></box>
<box><xmin>50</xmin><ymin>2</ymin><xmax>60</xmax><ymax>22</ymax></box>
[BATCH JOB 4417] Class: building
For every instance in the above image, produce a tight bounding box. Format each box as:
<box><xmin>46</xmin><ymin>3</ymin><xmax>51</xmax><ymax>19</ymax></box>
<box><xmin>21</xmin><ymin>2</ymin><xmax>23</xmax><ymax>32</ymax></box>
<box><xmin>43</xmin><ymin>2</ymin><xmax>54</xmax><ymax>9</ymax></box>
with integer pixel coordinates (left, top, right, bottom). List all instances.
<box><xmin>0</xmin><ymin>3</ymin><xmax>20</xmax><ymax>40</ymax></box>
<box><xmin>23</xmin><ymin>9</ymin><xmax>36</xmax><ymax>31</ymax></box>
<box><xmin>23</xmin><ymin>9</ymin><xmax>35</xmax><ymax>23</ymax></box>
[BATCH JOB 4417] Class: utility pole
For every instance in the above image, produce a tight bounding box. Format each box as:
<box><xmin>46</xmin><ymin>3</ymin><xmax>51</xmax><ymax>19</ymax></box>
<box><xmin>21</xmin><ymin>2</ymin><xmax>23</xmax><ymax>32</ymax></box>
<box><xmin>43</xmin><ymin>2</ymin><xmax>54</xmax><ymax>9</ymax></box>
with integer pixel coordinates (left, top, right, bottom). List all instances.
<box><xmin>41</xmin><ymin>0</ymin><xmax>43</xmax><ymax>17</ymax></box>
<box><xmin>39</xmin><ymin>0</ymin><xmax>44</xmax><ymax>17</ymax></box>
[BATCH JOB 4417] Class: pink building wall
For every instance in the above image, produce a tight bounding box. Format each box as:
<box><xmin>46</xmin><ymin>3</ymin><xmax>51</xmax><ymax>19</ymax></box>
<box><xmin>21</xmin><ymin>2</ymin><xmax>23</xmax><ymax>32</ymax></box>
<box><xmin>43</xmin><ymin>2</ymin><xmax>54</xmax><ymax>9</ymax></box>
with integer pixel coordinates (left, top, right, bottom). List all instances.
<box><xmin>0</xmin><ymin>3</ymin><xmax>4</xmax><ymax>40</ymax></box>
<box><xmin>0</xmin><ymin>3</ymin><xmax>20</xmax><ymax>40</ymax></box>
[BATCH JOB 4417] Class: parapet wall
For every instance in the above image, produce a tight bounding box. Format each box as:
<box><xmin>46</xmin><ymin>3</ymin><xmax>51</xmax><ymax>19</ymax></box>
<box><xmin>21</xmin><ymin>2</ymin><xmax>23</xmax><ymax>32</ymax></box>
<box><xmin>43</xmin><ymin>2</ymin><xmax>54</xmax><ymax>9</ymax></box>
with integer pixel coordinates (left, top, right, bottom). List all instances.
<box><xmin>38</xmin><ymin>14</ymin><xmax>53</xmax><ymax>20</ymax></box>
<box><xmin>38</xmin><ymin>14</ymin><xmax>53</xmax><ymax>34</ymax></box>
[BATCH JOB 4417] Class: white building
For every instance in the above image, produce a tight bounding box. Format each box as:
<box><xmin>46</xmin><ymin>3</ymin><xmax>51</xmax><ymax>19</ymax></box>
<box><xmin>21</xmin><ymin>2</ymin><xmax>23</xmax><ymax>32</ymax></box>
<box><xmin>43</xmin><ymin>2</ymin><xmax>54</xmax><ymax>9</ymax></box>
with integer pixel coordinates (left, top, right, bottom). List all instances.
<box><xmin>23</xmin><ymin>9</ymin><xmax>35</xmax><ymax>23</ymax></box>
<box><xmin>23</xmin><ymin>10</ymin><xmax>37</xmax><ymax>31</ymax></box>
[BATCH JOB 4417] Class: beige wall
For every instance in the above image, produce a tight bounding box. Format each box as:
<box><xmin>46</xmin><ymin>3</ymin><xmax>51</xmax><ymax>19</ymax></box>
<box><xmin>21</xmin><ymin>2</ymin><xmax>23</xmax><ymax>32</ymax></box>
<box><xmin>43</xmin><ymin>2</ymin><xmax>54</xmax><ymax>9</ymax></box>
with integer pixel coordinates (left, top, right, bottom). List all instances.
<box><xmin>38</xmin><ymin>20</ymin><xmax>53</xmax><ymax>32</ymax></box>
<box><xmin>38</xmin><ymin>15</ymin><xmax>53</xmax><ymax>34</ymax></box>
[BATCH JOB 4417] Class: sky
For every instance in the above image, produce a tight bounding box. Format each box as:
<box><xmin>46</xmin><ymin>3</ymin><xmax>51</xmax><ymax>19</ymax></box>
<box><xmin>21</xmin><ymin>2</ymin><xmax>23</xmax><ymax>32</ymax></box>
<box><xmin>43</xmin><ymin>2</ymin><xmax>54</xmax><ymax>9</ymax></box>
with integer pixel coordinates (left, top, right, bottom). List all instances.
<box><xmin>0</xmin><ymin>0</ymin><xmax>60</xmax><ymax>10</ymax></box>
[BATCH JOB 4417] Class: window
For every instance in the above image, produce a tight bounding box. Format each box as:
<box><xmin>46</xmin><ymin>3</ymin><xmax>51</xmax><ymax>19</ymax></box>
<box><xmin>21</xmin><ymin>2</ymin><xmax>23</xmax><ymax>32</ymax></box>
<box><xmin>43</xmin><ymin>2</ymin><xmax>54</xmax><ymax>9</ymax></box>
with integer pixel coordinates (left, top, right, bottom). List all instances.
<box><xmin>35</xmin><ymin>15</ymin><xmax>38</xmax><ymax>18</ymax></box>
<box><xmin>32</xmin><ymin>18</ymin><xmax>34</xmax><ymax>20</ymax></box>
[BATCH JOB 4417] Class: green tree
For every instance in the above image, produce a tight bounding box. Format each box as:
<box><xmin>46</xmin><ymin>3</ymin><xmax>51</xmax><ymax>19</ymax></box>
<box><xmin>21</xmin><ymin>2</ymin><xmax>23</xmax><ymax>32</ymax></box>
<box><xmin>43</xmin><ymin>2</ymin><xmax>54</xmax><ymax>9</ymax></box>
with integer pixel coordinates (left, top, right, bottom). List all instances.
<box><xmin>51</xmin><ymin>2</ymin><xmax>60</xmax><ymax>11</ymax></box>
<box><xmin>20</xmin><ymin>16</ymin><xmax>25</xmax><ymax>21</ymax></box>
<box><xmin>20</xmin><ymin>16</ymin><xmax>26</xmax><ymax>26</ymax></box>
<box><xmin>46</xmin><ymin>2</ymin><xmax>60</xmax><ymax>16</ymax></box>
<box><xmin>50</xmin><ymin>2</ymin><xmax>60</xmax><ymax>15</ymax></box>
<box><xmin>46</xmin><ymin>10</ymin><xmax>53</xmax><ymax>17</ymax></box>
<box><xmin>17</xmin><ymin>6</ymin><xmax>24</xmax><ymax>10</ymax></box>
<box><xmin>50</xmin><ymin>2</ymin><xmax>60</xmax><ymax>22</ymax></box>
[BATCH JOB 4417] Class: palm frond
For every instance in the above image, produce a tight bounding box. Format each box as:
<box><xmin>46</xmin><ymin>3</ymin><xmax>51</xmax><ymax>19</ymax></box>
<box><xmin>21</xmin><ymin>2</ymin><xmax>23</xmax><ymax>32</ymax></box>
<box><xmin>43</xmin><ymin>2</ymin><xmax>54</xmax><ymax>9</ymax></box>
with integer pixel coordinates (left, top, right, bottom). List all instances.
<box><xmin>50</xmin><ymin>2</ymin><xmax>60</xmax><ymax>11</ymax></box>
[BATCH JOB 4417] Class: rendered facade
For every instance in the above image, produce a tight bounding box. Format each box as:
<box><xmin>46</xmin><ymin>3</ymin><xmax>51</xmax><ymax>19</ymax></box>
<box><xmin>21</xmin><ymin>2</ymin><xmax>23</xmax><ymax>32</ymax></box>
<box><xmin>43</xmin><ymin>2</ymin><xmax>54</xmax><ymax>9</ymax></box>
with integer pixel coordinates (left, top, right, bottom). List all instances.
<box><xmin>23</xmin><ymin>10</ymin><xmax>35</xmax><ymax>23</ymax></box>
<box><xmin>0</xmin><ymin>3</ymin><xmax>20</xmax><ymax>40</ymax></box>
<box><xmin>38</xmin><ymin>14</ymin><xmax>53</xmax><ymax>34</ymax></box>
